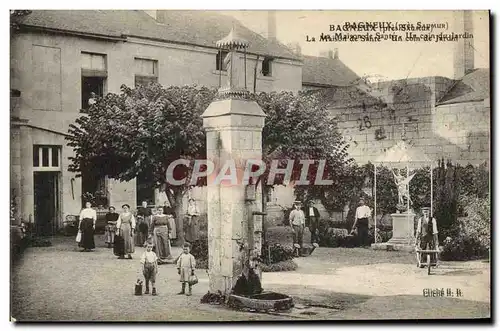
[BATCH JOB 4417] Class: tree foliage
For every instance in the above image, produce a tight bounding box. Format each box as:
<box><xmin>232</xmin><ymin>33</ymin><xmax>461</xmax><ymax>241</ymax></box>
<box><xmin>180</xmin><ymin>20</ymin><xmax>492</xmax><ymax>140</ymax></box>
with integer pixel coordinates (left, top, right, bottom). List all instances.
<box><xmin>67</xmin><ymin>83</ymin><xmax>216</xmax><ymax>244</ymax></box>
<box><xmin>256</xmin><ymin>91</ymin><xmax>353</xmax><ymax>206</ymax></box>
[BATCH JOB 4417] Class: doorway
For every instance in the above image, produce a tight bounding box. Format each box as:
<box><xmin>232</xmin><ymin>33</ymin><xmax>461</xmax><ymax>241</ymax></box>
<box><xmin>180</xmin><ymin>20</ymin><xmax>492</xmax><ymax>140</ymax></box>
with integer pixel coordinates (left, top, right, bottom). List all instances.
<box><xmin>34</xmin><ymin>172</ymin><xmax>60</xmax><ymax>236</ymax></box>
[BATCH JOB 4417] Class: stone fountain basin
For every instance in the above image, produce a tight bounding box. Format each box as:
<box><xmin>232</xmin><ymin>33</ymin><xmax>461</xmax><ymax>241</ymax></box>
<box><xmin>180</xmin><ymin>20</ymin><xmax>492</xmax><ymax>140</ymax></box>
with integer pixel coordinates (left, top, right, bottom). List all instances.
<box><xmin>228</xmin><ymin>291</ymin><xmax>294</xmax><ymax>311</ymax></box>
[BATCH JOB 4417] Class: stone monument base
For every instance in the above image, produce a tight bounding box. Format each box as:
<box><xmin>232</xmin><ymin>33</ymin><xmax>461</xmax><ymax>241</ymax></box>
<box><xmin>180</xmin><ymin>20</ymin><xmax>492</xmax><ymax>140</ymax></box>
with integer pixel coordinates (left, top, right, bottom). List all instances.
<box><xmin>371</xmin><ymin>241</ymin><xmax>416</xmax><ymax>252</ymax></box>
<box><xmin>372</xmin><ymin>212</ymin><xmax>416</xmax><ymax>252</ymax></box>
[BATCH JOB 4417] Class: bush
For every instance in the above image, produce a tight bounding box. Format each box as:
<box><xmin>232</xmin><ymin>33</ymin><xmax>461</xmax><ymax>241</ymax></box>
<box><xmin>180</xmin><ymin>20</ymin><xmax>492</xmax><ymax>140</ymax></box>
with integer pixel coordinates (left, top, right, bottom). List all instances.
<box><xmin>319</xmin><ymin>227</ymin><xmax>349</xmax><ymax>248</ymax></box>
<box><xmin>440</xmin><ymin>195</ymin><xmax>490</xmax><ymax>261</ymax></box>
<box><xmin>260</xmin><ymin>260</ymin><xmax>298</xmax><ymax>272</ymax></box>
<box><xmin>190</xmin><ymin>236</ymin><xmax>208</xmax><ymax>261</ymax></box>
<box><xmin>261</xmin><ymin>243</ymin><xmax>294</xmax><ymax>264</ymax></box>
<box><xmin>196</xmin><ymin>259</ymin><xmax>208</xmax><ymax>269</ymax></box>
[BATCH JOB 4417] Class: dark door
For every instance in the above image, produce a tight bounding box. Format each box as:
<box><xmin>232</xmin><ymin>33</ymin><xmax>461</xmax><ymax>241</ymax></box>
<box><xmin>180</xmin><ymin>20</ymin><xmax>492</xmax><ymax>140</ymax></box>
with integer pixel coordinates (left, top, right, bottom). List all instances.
<box><xmin>34</xmin><ymin>172</ymin><xmax>60</xmax><ymax>236</ymax></box>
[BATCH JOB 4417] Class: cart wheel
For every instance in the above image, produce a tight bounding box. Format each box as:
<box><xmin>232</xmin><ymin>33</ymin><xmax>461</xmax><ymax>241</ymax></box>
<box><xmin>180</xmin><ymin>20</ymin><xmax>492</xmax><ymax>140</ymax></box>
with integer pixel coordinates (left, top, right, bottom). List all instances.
<box><xmin>427</xmin><ymin>254</ymin><xmax>431</xmax><ymax>275</ymax></box>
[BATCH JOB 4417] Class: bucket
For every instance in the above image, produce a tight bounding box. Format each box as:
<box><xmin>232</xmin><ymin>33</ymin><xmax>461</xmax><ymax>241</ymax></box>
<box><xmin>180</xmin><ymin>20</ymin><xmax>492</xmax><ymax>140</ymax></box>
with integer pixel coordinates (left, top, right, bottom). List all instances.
<box><xmin>135</xmin><ymin>284</ymin><xmax>143</xmax><ymax>296</ymax></box>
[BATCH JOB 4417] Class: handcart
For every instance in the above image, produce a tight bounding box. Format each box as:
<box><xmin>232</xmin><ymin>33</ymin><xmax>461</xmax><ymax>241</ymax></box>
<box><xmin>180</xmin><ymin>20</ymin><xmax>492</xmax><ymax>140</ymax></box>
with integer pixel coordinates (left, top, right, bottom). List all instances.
<box><xmin>415</xmin><ymin>245</ymin><xmax>440</xmax><ymax>275</ymax></box>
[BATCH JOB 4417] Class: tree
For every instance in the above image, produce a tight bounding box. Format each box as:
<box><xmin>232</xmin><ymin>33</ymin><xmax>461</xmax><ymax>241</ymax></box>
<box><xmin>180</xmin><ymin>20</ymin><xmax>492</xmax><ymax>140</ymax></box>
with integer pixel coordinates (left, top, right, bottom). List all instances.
<box><xmin>255</xmin><ymin>91</ymin><xmax>353</xmax><ymax>212</ymax></box>
<box><xmin>10</xmin><ymin>10</ymin><xmax>32</xmax><ymax>33</ymax></box>
<box><xmin>67</xmin><ymin>83</ymin><xmax>216</xmax><ymax>245</ymax></box>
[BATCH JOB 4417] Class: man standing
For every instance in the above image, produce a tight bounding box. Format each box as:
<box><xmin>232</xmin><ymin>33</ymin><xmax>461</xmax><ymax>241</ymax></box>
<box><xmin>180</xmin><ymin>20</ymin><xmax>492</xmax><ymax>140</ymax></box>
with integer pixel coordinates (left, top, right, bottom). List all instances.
<box><xmin>304</xmin><ymin>201</ymin><xmax>320</xmax><ymax>244</ymax></box>
<box><xmin>351</xmin><ymin>198</ymin><xmax>372</xmax><ymax>248</ymax></box>
<box><xmin>415</xmin><ymin>207</ymin><xmax>439</xmax><ymax>266</ymax></box>
<box><xmin>289</xmin><ymin>201</ymin><xmax>306</xmax><ymax>247</ymax></box>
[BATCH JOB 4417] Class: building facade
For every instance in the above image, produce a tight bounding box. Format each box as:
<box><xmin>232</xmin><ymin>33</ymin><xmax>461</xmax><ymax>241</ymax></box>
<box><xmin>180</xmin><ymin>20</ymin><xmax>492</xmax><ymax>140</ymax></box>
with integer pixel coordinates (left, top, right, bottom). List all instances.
<box><xmin>10</xmin><ymin>10</ymin><xmax>302</xmax><ymax>232</ymax></box>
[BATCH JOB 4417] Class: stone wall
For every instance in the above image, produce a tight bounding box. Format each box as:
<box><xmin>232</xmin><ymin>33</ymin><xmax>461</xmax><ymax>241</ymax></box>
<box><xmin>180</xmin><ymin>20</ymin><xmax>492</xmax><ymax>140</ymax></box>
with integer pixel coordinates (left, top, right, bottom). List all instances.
<box><xmin>327</xmin><ymin>76</ymin><xmax>488</xmax><ymax>166</ymax></box>
<box><xmin>433</xmin><ymin>99</ymin><xmax>490</xmax><ymax>165</ymax></box>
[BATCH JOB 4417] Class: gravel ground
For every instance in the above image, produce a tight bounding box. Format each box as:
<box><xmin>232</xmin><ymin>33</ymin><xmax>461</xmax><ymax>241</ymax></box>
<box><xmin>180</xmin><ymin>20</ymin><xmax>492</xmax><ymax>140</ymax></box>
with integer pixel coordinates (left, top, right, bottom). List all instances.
<box><xmin>10</xmin><ymin>236</ymin><xmax>491</xmax><ymax>321</ymax></box>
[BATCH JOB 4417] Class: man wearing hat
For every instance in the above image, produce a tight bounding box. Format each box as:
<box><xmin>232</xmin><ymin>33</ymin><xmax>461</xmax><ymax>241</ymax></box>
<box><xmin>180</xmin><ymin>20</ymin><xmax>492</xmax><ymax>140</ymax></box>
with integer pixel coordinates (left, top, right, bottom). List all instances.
<box><xmin>304</xmin><ymin>200</ymin><xmax>320</xmax><ymax>244</ymax></box>
<box><xmin>416</xmin><ymin>207</ymin><xmax>439</xmax><ymax>266</ymax></box>
<box><xmin>289</xmin><ymin>201</ymin><xmax>306</xmax><ymax>247</ymax></box>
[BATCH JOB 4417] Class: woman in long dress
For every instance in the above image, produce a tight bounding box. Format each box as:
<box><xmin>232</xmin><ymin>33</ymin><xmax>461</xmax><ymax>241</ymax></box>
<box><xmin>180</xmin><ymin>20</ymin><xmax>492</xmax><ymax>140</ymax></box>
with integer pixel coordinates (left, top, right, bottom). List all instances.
<box><xmin>115</xmin><ymin>204</ymin><xmax>136</xmax><ymax>259</ymax></box>
<box><xmin>78</xmin><ymin>201</ymin><xmax>97</xmax><ymax>252</ymax></box>
<box><xmin>151</xmin><ymin>207</ymin><xmax>172</xmax><ymax>264</ymax></box>
<box><xmin>185</xmin><ymin>198</ymin><xmax>200</xmax><ymax>243</ymax></box>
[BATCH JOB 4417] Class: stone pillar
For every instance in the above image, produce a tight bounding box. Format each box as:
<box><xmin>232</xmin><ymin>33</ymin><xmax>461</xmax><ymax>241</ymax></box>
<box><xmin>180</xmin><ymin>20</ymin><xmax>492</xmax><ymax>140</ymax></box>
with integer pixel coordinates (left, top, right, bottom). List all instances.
<box><xmin>10</xmin><ymin>126</ymin><xmax>22</xmax><ymax>224</ymax></box>
<box><xmin>202</xmin><ymin>97</ymin><xmax>266</xmax><ymax>295</ymax></box>
<box><xmin>19</xmin><ymin>125</ymin><xmax>34</xmax><ymax>224</ymax></box>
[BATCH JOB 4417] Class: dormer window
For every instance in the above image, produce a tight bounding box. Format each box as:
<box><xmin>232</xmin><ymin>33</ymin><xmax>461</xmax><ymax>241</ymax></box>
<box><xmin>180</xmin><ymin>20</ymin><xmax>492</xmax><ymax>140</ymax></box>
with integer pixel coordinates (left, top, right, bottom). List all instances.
<box><xmin>262</xmin><ymin>57</ymin><xmax>273</xmax><ymax>77</ymax></box>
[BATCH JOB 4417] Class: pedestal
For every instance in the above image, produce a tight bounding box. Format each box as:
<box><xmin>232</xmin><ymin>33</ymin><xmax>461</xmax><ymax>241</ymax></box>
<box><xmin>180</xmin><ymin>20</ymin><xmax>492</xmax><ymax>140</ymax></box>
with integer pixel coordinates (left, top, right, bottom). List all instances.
<box><xmin>372</xmin><ymin>212</ymin><xmax>416</xmax><ymax>252</ymax></box>
<box><xmin>264</xmin><ymin>204</ymin><xmax>284</xmax><ymax>228</ymax></box>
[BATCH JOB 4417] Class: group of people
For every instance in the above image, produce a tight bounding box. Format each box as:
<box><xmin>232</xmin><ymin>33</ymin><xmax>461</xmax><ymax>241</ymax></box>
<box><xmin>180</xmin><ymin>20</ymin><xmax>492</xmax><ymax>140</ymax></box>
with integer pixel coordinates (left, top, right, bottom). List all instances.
<box><xmin>77</xmin><ymin>199</ymin><xmax>199</xmax><ymax>296</ymax></box>
<box><xmin>288</xmin><ymin>200</ymin><xmax>320</xmax><ymax>247</ymax></box>
<box><xmin>288</xmin><ymin>198</ymin><xmax>439</xmax><ymax>252</ymax></box>
<box><xmin>77</xmin><ymin>200</ymin><xmax>177</xmax><ymax>262</ymax></box>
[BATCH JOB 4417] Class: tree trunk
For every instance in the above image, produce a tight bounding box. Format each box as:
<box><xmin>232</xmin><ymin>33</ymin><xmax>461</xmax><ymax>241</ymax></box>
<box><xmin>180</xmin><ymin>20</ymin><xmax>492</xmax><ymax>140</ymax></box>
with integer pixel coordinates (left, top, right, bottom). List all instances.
<box><xmin>174</xmin><ymin>192</ymin><xmax>185</xmax><ymax>246</ymax></box>
<box><xmin>164</xmin><ymin>186</ymin><xmax>185</xmax><ymax>246</ymax></box>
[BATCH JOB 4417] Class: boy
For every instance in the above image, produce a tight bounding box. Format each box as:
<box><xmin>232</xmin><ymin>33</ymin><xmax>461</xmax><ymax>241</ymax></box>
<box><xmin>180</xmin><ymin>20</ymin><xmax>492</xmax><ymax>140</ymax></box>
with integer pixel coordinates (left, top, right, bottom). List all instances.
<box><xmin>177</xmin><ymin>242</ymin><xmax>196</xmax><ymax>296</ymax></box>
<box><xmin>140</xmin><ymin>241</ymin><xmax>158</xmax><ymax>295</ymax></box>
<box><xmin>289</xmin><ymin>201</ymin><xmax>305</xmax><ymax>247</ymax></box>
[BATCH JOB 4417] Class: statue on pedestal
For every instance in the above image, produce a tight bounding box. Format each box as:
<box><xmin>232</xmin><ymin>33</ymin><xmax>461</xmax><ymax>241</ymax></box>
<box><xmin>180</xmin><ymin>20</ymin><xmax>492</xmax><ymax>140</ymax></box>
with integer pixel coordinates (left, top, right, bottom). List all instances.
<box><xmin>391</xmin><ymin>168</ymin><xmax>416</xmax><ymax>207</ymax></box>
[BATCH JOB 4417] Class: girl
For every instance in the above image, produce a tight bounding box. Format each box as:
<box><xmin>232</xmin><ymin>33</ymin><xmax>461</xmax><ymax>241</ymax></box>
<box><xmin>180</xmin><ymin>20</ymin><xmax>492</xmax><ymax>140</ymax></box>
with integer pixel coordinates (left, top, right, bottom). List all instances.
<box><xmin>78</xmin><ymin>201</ymin><xmax>97</xmax><ymax>252</ymax></box>
<box><xmin>115</xmin><ymin>204</ymin><xmax>136</xmax><ymax>259</ymax></box>
<box><xmin>104</xmin><ymin>206</ymin><xmax>119</xmax><ymax>248</ymax></box>
<box><xmin>176</xmin><ymin>242</ymin><xmax>196</xmax><ymax>296</ymax></box>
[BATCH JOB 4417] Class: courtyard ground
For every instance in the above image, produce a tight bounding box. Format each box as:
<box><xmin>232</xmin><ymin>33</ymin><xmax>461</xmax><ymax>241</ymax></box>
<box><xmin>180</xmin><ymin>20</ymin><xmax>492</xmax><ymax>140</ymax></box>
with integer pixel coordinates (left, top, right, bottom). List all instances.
<box><xmin>10</xmin><ymin>235</ymin><xmax>490</xmax><ymax>321</ymax></box>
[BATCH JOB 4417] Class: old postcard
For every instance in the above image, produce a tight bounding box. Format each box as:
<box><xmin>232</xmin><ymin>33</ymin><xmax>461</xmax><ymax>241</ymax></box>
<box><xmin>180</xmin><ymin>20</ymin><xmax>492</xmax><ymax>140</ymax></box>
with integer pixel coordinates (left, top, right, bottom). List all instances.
<box><xmin>9</xmin><ymin>9</ymin><xmax>490</xmax><ymax>322</ymax></box>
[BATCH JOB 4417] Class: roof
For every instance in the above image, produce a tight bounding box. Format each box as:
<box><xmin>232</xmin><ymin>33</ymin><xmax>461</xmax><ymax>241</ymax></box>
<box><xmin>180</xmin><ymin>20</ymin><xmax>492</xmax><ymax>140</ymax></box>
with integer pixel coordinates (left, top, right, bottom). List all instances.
<box><xmin>12</xmin><ymin>10</ymin><xmax>300</xmax><ymax>60</ymax></box>
<box><xmin>437</xmin><ymin>68</ymin><xmax>490</xmax><ymax>105</ymax></box>
<box><xmin>302</xmin><ymin>55</ymin><xmax>360</xmax><ymax>87</ymax></box>
<box><xmin>304</xmin><ymin>85</ymin><xmax>382</xmax><ymax>109</ymax></box>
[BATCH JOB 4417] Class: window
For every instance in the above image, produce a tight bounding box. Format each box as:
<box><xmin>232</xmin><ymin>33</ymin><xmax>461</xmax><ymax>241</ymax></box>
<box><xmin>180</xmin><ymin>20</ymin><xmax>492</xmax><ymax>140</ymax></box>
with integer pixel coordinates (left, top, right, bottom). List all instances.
<box><xmin>216</xmin><ymin>51</ymin><xmax>229</xmax><ymax>71</ymax></box>
<box><xmin>134</xmin><ymin>58</ymin><xmax>158</xmax><ymax>87</ymax></box>
<box><xmin>81</xmin><ymin>52</ymin><xmax>107</xmax><ymax>110</ymax></box>
<box><xmin>262</xmin><ymin>57</ymin><xmax>273</xmax><ymax>77</ymax></box>
<box><xmin>81</xmin><ymin>52</ymin><xmax>106</xmax><ymax>71</ymax></box>
<box><xmin>33</xmin><ymin>145</ymin><xmax>61</xmax><ymax>170</ymax></box>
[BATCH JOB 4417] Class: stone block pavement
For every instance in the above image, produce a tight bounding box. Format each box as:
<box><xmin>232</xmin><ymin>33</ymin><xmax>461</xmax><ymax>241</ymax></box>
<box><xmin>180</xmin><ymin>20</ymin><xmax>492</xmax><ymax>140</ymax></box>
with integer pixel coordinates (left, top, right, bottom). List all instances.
<box><xmin>10</xmin><ymin>236</ymin><xmax>490</xmax><ymax>321</ymax></box>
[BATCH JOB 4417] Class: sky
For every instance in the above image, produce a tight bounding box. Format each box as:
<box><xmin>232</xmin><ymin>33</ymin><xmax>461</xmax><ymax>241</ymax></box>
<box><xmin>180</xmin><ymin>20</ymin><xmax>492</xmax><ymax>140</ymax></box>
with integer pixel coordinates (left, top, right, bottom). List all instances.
<box><xmin>222</xmin><ymin>10</ymin><xmax>490</xmax><ymax>81</ymax></box>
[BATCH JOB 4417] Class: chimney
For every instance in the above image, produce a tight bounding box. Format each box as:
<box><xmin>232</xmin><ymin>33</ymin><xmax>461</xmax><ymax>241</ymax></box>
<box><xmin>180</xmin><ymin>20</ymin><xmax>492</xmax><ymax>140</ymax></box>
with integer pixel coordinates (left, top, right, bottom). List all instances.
<box><xmin>453</xmin><ymin>10</ymin><xmax>475</xmax><ymax>79</ymax></box>
<box><xmin>319</xmin><ymin>50</ymin><xmax>334</xmax><ymax>59</ymax></box>
<box><xmin>334</xmin><ymin>48</ymin><xmax>339</xmax><ymax>59</ymax></box>
<box><xmin>267</xmin><ymin>10</ymin><xmax>277</xmax><ymax>41</ymax></box>
<box><xmin>144</xmin><ymin>10</ymin><xmax>157</xmax><ymax>20</ymax></box>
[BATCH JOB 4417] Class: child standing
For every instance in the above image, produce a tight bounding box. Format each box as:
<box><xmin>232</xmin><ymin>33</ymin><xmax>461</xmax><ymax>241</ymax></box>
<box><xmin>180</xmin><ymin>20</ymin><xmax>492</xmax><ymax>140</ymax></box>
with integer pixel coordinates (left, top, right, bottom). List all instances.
<box><xmin>177</xmin><ymin>242</ymin><xmax>196</xmax><ymax>296</ymax></box>
<box><xmin>140</xmin><ymin>242</ymin><xmax>158</xmax><ymax>295</ymax></box>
